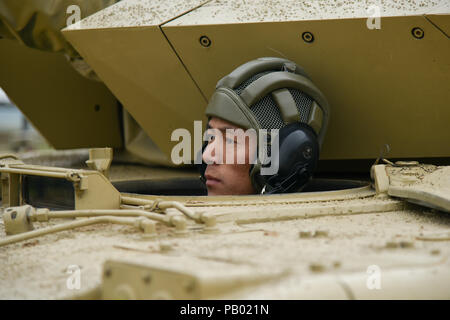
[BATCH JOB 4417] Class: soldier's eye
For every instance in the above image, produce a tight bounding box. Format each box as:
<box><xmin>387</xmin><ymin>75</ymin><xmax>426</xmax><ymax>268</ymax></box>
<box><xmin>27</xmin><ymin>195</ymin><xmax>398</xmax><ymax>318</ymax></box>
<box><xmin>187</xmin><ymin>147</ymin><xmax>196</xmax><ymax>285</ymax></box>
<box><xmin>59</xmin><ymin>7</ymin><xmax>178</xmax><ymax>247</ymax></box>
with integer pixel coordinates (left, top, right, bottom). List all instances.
<box><xmin>225</xmin><ymin>137</ymin><xmax>235</xmax><ymax>144</ymax></box>
<box><xmin>205</xmin><ymin>133</ymin><xmax>215</xmax><ymax>143</ymax></box>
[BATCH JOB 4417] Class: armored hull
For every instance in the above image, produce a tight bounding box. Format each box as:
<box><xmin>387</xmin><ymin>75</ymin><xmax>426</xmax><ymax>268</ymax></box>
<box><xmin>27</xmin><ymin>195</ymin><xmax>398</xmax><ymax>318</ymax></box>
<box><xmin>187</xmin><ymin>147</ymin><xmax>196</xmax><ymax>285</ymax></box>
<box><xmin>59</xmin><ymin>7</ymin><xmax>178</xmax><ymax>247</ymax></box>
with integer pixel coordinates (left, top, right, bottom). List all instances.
<box><xmin>0</xmin><ymin>151</ymin><xmax>449</xmax><ymax>299</ymax></box>
<box><xmin>0</xmin><ymin>0</ymin><xmax>449</xmax><ymax>299</ymax></box>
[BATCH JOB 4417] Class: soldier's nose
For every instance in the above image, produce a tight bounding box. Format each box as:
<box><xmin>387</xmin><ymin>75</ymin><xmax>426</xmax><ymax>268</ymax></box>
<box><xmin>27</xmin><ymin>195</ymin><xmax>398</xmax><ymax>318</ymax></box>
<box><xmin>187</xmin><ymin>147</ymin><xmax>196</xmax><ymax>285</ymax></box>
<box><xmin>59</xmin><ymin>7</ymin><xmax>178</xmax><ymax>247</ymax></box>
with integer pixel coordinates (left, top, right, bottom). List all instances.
<box><xmin>202</xmin><ymin>141</ymin><xmax>216</xmax><ymax>164</ymax></box>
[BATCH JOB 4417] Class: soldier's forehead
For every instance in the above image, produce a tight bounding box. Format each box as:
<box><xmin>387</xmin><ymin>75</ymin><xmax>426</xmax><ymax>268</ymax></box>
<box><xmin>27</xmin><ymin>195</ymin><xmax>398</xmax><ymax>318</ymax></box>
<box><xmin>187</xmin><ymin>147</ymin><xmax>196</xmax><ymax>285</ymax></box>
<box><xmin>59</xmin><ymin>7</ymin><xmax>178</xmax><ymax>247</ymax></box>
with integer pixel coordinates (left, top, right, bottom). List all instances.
<box><xmin>208</xmin><ymin>117</ymin><xmax>242</xmax><ymax>130</ymax></box>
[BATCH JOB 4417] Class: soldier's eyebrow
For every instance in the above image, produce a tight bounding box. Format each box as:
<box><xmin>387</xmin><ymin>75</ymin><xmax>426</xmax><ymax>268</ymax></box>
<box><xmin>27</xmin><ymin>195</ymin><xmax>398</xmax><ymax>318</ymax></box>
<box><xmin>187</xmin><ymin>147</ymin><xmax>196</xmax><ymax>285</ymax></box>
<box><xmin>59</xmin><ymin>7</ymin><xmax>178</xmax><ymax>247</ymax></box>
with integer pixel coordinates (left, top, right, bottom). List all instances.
<box><xmin>219</xmin><ymin>127</ymin><xmax>237</xmax><ymax>132</ymax></box>
<box><xmin>207</xmin><ymin>122</ymin><xmax>238</xmax><ymax>132</ymax></box>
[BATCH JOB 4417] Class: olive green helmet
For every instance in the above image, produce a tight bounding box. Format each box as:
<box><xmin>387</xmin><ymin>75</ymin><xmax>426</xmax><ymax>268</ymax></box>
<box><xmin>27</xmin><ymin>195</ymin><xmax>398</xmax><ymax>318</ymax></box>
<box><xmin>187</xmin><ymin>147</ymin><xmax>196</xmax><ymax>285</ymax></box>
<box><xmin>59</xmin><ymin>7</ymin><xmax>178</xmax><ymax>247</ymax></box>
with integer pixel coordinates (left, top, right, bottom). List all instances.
<box><xmin>203</xmin><ymin>57</ymin><xmax>330</xmax><ymax>193</ymax></box>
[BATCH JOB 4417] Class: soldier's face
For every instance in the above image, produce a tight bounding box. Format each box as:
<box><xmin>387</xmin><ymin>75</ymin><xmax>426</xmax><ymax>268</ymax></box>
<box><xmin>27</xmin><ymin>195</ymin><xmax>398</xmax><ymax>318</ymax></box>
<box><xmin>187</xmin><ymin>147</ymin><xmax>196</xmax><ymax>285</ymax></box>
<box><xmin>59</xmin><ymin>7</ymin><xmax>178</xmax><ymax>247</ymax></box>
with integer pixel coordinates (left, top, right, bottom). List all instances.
<box><xmin>202</xmin><ymin>117</ymin><xmax>256</xmax><ymax>195</ymax></box>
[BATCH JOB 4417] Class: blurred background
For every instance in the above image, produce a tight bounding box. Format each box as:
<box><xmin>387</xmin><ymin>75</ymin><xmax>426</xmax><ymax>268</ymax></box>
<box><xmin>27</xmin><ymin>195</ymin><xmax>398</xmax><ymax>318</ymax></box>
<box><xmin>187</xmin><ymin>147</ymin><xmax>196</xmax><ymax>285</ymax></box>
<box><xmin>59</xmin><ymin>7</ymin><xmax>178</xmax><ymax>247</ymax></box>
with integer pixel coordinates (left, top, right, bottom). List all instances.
<box><xmin>0</xmin><ymin>87</ymin><xmax>51</xmax><ymax>153</ymax></box>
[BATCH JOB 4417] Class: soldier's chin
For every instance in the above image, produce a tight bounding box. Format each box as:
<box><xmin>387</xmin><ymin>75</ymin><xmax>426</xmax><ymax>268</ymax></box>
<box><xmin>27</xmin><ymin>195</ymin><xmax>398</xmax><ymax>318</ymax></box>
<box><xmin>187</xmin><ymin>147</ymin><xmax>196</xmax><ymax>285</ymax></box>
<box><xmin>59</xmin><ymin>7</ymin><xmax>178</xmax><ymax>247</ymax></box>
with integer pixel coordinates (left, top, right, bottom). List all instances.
<box><xmin>206</xmin><ymin>187</ymin><xmax>221</xmax><ymax>196</ymax></box>
<box><xmin>206</xmin><ymin>184</ymin><xmax>227</xmax><ymax>196</ymax></box>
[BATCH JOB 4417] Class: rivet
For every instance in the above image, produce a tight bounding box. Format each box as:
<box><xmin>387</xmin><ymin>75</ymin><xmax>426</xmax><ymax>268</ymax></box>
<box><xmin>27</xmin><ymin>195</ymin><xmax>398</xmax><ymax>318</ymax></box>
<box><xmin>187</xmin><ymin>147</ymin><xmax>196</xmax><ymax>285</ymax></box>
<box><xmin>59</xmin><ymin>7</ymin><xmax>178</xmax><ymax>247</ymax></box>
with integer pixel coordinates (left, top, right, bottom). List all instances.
<box><xmin>399</xmin><ymin>241</ymin><xmax>414</xmax><ymax>248</ymax></box>
<box><xmin>160</xmin><ymin>242</ymin><xmax>172</xmax><ymax>252</ymax></box>
<box><xmin>302</xmin><ymin>31</ymin><xmax>314</xmax><ymax>43</ymax></box>
<box><xmin>385</xmin><ymin>241</ymin><xmax>398</xmax><ymax>248</ymax></box>
<box><xmin>430</xmin><ymin>249</ymin><xmax>440</xmax><ymax>255</ymax></box>
<box><xmin>104</xmin><ymin>268</ymin><xmax>112</xmax><ymax>278</ymax></box>
<box><xmin>309</xmin><ymin>263</ymin><xmax>325</xmax><ymax>273</ymax></box>
<box><xmin>142</xmin><ymin>274</ymin><xmax>152</xmax><ymax>284</ymax></box>
<box><xmin>314</xmin><ymin>230</ymin><xmax>329</xmax><ymax>238</ymax></box>
<box><xmin>199</xmin><ymin>35</ymin><xmax>211</xmax><ymax>47</ymax></box>
<box><xmin>183</xmin><ymin>279</ymin><xmax>196</xmax><ymax>293</ymax></box>
<box><xmin>411</xmin><ymin>27</ymin><xmax>424</xmax><ymax>39</ymax></box>
<box><xmin>299</xmin><ymin>231</ymin><xmax>313</xmax><ymax>238</ymax></box>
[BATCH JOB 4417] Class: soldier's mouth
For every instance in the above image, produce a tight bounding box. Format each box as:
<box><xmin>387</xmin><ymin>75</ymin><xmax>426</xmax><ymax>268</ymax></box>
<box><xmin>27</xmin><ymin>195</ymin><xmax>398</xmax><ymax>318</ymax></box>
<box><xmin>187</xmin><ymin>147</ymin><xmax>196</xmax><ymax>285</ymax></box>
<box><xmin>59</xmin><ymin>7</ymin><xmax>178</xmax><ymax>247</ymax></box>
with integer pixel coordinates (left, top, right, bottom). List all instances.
<box><xmin>205</xmin><ymin>174</ymin><xmax>221</xmax><ymax>187</ymax></box>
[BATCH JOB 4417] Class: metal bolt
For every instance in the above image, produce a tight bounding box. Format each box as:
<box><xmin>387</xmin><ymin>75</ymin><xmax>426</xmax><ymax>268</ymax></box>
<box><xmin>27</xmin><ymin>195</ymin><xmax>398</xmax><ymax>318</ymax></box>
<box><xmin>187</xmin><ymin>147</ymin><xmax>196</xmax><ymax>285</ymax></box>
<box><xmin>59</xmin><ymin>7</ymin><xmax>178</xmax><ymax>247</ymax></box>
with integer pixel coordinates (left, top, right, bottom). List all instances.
<box><xmin>411</xmin><ymin>27</ymin><xmax>424</xmax><ymax>39</ymax></box>
<box><xmin>399</xmin><ymin>241</ymin><xmax>414</xmax><ymax>248</ymax></box>
<box><xmin>303</xmin><ymin>146</ymin><xmax>312</xmax><ymax>159</ymax></box>
<box><xmin>199</xmin><ymin>35</ymin><xmax>211</xmax><ymax>47</ymax></box>
<box><xmin>104</xmin><ymin>268</ymin><xmax>112</xmax><ymax>278</ymax></box>
<box><xmin>309</xmin><ymin>263</ymin><xmax>325</xmax><ymax>273</ymax></box>
<box><xmin>314</xmin><ymin>230</ymin><xmax>329</xmax><ymax>238</ymax></box>
<box><xmin>183</xmin><ymin>279</ymin><xmax>196</xmax><ymax>293</ymax></box>
<box><xmin>160</xmin><ymin>242</ymin><xmax>172</xmax><ymax>252</ymax></box>
<box><xmin>142</xmin><ymin>274</ymin><xmax>152</xmax><ymax>285</ymax></box>
<box><xmin>299</xmin><ymin>231</ymin><xmax>313</xmax><ymax>238</ymax></box>
<box><xmin>302</xmin><ymin>31</ymin><xmax>314</xmax><ymax>43</ymax></box>
<box><xmin>430</xmin><ymin>249</ymin><xmax>440</xmax><ymax>255</ymax></box>
<box><xmin>385</xmin><ymin>241</ymin><xmax>398</xmax><ymax>248</ymax></box>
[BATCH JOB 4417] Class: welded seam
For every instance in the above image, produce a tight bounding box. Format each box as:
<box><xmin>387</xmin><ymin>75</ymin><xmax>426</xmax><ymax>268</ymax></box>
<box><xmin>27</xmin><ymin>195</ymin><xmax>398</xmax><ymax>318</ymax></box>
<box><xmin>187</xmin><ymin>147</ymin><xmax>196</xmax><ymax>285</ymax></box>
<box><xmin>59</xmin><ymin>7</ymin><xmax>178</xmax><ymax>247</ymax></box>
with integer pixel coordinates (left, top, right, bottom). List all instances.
<box><xmin>157</xmin><ymin>1</ymin><xmax>213</xmax><ymax>102</ymax></box>
<box><xmin>158</xmin><ymin>26</ymin><xmax>208</xmax><ymax>102</ymax></box>
<box><xmin>161</xmin><ymin>0</ymin><xmax>212</xmax><ymax>26</ymax></box>
<box><xmin>424</xmin><ymin>15</ymin><xmax>449</xmax><ymax>38</ymax></box>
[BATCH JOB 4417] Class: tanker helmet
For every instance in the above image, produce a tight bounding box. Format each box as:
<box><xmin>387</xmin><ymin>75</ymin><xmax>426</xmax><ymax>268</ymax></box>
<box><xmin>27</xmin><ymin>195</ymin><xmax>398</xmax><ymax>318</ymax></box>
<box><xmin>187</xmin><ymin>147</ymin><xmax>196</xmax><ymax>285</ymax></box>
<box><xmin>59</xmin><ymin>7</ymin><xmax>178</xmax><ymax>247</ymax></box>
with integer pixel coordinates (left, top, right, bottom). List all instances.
<box><xmin>201</xmin><ymin>57</ymin><xmax>330</xmax><ymax>194</ymax></box>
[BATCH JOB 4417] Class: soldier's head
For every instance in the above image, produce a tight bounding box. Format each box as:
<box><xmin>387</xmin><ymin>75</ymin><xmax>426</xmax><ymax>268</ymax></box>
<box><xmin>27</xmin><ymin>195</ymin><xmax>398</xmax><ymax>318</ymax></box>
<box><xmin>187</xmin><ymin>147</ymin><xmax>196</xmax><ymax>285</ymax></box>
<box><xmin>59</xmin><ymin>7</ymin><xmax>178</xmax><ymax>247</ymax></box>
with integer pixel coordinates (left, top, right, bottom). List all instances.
<box><xmin>201</xmin><ymin>116</ymin><xmax>257</xmax><ymax>195</ymax></box>
<box><xmin>200</xmin><ymin>57</ymin><xmax>330</xmax><ymax>196</ymax></box>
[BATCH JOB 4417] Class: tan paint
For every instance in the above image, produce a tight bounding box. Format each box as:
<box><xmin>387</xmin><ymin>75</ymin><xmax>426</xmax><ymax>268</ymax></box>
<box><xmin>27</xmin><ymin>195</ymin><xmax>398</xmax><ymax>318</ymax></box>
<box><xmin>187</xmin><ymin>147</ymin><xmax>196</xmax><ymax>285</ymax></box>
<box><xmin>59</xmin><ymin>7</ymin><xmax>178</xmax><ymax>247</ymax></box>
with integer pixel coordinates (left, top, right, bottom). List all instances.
<box><xmin>58</xmin><ymin>0</ymin><xmax>450</xmax><ymax>162</ymax></box>
<box><xmin>0</xmin><ymin>39</ymin><xmax>122</xmax><ymax>149</ymax></box>
<box><xmin>162</xmin><ymin>15</ymin><xmax>450</xmax><ymax>159</ymax></box>
<box><xmin>166</xmin><ymin>0</ymin><xmax>450</xmax><ymax>25</ymax></box>
<box><xmin>386</xmin><ymin>164</ymin><xmax>450</xmax><ymax>212</ymax></box>
<box><xmin>62</xmin><ymin>0</ymin><xmax>209</xmax><ymax>159</ymax></box>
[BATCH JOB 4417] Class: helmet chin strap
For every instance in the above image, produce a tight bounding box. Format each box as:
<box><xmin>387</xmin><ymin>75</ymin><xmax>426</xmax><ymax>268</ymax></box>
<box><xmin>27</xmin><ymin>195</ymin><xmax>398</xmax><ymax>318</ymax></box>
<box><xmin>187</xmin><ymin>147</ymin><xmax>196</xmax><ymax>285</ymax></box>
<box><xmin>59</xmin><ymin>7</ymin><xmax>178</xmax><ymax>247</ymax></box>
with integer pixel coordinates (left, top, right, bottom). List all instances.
<box><xmin>260</xmin><ymin>162</ymin><xmax>311</xmax><ymax>195</ymax></box>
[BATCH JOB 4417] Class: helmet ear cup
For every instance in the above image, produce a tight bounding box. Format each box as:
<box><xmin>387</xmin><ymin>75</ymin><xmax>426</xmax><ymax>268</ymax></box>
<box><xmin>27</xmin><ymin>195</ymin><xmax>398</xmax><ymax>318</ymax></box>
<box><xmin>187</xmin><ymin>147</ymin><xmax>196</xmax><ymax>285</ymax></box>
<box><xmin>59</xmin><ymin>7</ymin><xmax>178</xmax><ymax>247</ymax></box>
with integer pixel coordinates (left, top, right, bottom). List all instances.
<box><xmin>200</xmin><ymin>122</ymin><xmax>320</xmax><ymax>194</ymax></box>
<box><xmin>252</xmin><ymin>123</ymin><xmax>319</xmax><ymax>194</ymax></box>
<box><xmin>196</xmin><ymin>141</ymin><xmax>208</xmax><ymax>183</ymax></box>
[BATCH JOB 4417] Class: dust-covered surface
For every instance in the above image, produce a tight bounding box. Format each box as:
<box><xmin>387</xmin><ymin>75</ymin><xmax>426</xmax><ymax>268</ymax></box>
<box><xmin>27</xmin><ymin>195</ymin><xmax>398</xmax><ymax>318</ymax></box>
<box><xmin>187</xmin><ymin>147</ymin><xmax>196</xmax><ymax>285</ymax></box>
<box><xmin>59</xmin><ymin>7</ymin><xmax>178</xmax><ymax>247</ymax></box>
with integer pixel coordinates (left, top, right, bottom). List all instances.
<box><xmin>1</xmin><ymin>155</ymin><xmax>449</xmax><ymax>299</ymax></box>
<box><xmin>166</xmin><ymin>0</ymin><xmax>450</xmax><ymax>26</ymax></box>
<box><xmin>385</xmin><ymin>164</ymin><xmax>450</xmax><ymax>212</ymax></box>
<box><xmin>17</xmin><ymin>148</ymin><xmax>198</xmax><ymax>182</ymax></box>
<box><xmin>63</xmin><ymin>0</ymin><xmax>450</xmax><ymax>30</ymax></box>
<box><xmin>1</xmin><ymin>202</ymin><xmax>449</xmax><ymax>299</ymax></box>
<box><xmin>387</xmin><ymin>164</ymin><xmax>450</xmax><ymax>197</ymax></box>
<box><xmin>63</xmin><ymin>0</ymin><xmax>208</xmax><ymax>30</ymax></box>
